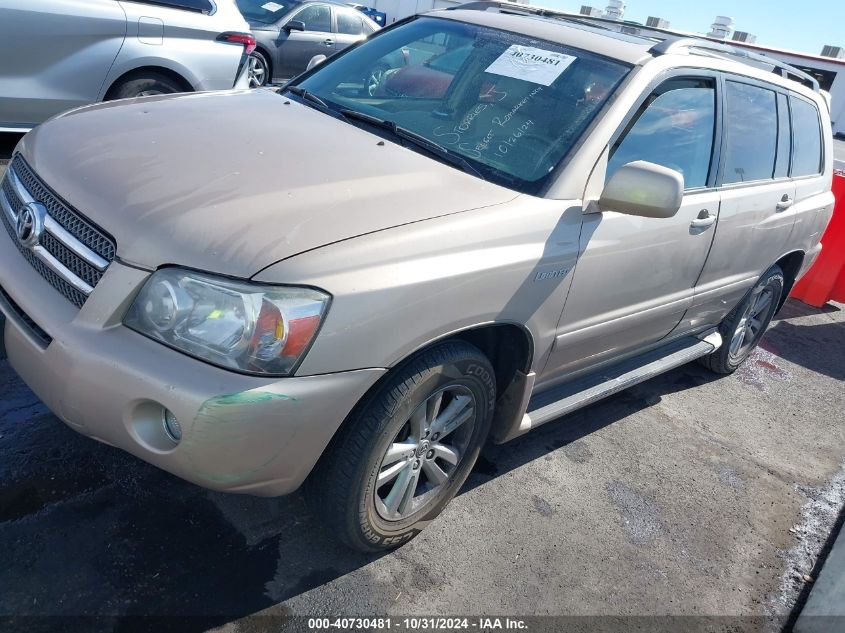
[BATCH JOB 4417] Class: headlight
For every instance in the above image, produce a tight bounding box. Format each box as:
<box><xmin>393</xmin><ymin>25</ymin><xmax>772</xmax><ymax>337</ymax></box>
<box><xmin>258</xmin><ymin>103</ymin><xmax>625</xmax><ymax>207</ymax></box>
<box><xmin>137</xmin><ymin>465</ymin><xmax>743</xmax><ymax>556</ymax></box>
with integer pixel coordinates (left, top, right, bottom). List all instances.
<box><xmin>124</xmin><ymin>268</ymin><xmax>330</xmax><ymax>376</ymax></box>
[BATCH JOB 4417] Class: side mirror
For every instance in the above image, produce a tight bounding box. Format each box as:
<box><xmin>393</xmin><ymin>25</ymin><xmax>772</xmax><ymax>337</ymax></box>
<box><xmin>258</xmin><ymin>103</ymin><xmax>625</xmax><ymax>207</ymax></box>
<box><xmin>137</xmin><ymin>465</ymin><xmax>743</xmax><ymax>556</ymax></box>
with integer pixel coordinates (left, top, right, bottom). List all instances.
<box><xmin>598</xmin><ymin>160</ymin><xmax>684</xmax><ymax>219</ymax></box>
<box><xmin>284</xmin><ymin>20</ymin><xmax>305</xmax><ymax>32</ymax></box>
<box><xmin>306</xmin><ymin>54</ymin><xmax>327</xmax><ymax>71</ymax></box>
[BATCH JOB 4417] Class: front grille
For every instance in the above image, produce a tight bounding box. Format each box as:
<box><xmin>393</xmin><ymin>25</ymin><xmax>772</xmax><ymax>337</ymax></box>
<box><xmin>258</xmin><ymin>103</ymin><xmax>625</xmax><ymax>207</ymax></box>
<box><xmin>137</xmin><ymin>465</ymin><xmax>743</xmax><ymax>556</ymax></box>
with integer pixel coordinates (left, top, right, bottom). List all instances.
<box><xmin>0</xmin><ymin>284</ymin><xmax>52</xmax><ymax>348</ymax></box>
<box><xmin>9</xmin><ymin>157</ymin><xmax>115</xmax><ymax>261</ymax></box>
<box><xmin>1</xmin><ymin>156</ymin><xmax>116</xmax><ymax>308</ymax></box>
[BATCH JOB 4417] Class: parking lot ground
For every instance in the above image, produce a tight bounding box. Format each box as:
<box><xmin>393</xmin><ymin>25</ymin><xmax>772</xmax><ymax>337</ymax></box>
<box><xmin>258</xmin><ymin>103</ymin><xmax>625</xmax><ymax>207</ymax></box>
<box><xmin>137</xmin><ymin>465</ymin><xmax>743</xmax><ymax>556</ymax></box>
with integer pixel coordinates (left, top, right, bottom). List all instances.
<box><xmin>0</xmin><ymin>288</ymin><xmax>844</xmax><ymax>633</ymax></box>
<box><xmin>1</xmin><ymin>132</ymin><xmax>845</xmax><ymax>632</ymax></box>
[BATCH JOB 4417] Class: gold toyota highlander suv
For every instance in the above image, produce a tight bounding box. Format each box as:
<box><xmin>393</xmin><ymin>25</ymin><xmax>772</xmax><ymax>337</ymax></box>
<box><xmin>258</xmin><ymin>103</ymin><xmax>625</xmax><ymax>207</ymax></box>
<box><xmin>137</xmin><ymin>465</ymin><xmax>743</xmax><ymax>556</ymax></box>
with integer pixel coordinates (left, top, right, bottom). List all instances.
<box><xmin>0</xmin><ymin>1</ymin><xmax>834</xmax><ymax>551</ymax></box>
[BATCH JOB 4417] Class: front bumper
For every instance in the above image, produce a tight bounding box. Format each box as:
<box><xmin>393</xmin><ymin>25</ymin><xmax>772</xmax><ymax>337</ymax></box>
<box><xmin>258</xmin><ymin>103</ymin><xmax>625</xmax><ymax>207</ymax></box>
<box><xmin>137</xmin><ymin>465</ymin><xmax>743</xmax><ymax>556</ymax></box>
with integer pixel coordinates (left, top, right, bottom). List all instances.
<box><xmin>0</xmin><ymin>226</ymin><xmax>385</xmax><ymax>496</ymax></box>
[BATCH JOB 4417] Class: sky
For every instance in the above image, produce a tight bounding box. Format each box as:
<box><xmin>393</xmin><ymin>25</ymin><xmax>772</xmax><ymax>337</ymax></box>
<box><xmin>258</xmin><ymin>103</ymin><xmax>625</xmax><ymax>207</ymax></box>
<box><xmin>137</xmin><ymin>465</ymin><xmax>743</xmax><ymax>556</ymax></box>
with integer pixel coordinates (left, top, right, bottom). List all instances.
<box><xmin>540</xmin><ymin>0</ymin><xmax>845</xmax><ymax>55</ymax></box>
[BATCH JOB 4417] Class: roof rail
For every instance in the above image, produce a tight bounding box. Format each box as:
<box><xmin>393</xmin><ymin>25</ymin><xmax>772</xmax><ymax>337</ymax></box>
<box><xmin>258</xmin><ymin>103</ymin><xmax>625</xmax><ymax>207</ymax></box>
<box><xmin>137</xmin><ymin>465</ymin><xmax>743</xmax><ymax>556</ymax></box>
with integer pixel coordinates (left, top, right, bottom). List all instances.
<box><xmin>448</xmin><ymin>1</ymin><xmax>567</xmax><ymax>19</ymax></box>
<box><xmin>650</xmin><ymin>37</ymin><xmax>819</xmax><ymax>91</ymax></box>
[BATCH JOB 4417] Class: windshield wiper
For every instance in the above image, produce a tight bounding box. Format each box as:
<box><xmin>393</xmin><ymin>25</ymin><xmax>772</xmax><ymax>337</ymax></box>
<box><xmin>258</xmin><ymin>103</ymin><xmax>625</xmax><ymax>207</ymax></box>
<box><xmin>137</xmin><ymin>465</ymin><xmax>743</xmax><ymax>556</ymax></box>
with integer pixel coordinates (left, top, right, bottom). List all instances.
<box><xmin>284</xmin><ymin>85</ymin><xmax>331</xmax><ymax>111</ymax></box>
<box><xmin>339</xmin><ymin>109</ymin><xmax>485</xmax><ymax>181</ymax></box>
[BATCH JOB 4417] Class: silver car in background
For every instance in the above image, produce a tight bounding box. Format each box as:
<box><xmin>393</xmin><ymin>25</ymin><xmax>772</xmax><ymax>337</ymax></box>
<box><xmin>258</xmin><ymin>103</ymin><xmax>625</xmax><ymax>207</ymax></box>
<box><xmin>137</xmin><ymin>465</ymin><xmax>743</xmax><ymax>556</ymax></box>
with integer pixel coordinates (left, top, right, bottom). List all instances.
<box><xmin>237</xmin><ymin>0</ymin><xmax>379</xmax><ymax>86</ymax></box>
<box><xmin>0</xmin><ymin>0</ymin><xmax>255</xmax><ymax>131</ymax></box>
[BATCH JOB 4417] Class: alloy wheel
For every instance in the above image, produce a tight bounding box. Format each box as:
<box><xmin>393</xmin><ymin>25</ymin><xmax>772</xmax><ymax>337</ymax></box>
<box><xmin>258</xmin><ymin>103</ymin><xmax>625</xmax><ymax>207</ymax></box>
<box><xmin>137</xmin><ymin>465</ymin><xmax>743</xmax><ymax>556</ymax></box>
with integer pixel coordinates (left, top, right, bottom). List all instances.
<box><xmin>729</xmin><ymin>283</ymin><xmax>777</xmax><ymax>359</ymax></box>
<box><xmin>248</xmin><ymin>54</ymin><xmax>268</xmax><ymax>88</ymax></box>
<box><xmin>375</xmin><ymin>386</ymin><xmax>476</xmax><ymax>521</ymax></box>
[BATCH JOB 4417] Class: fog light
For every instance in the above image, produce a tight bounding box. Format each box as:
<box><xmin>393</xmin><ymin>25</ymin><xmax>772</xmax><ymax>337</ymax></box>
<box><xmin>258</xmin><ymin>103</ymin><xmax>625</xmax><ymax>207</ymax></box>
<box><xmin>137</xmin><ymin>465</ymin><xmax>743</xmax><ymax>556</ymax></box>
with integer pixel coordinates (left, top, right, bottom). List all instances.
<box><xmin>162</xmin><ymin>408</ymin><xmax>182</xmax><ymax>443</ymax></box>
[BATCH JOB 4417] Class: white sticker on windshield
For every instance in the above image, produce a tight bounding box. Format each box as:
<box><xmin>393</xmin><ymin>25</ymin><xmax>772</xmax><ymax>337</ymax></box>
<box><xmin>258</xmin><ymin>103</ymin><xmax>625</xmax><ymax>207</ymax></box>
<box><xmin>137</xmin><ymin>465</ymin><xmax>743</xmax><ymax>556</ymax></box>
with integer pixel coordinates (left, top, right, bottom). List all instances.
<box><xmin>262</xmin><ymin>2</ymin><xmax>284</xmax><ymax>10</ymax></box>
<box><xmin>485</xmin><ymin>45</ymin><xmax>576</xmax><ymax>86</ymax></box>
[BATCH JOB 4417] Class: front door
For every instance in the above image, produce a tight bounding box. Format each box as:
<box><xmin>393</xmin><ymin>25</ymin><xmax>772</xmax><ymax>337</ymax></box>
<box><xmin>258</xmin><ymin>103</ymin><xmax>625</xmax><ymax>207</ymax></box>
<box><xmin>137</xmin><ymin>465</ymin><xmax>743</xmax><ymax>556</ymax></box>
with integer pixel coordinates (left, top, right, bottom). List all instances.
<box><xmin>275</xmin><ymin>4</ymin><xmax>335</xmax><ymax>80</ymax></box>
<box><xmin>544</xmin><ymin>76</ymin><xmax>722</xmax><ymax>379</ymax></box>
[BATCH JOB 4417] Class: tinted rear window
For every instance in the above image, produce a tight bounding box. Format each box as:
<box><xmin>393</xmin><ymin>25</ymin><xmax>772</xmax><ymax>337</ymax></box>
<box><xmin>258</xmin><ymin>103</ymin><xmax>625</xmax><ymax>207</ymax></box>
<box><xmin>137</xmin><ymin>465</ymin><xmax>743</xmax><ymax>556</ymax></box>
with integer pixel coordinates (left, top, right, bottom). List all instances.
<box><xmin>723</xmin><ymin>81</ymin><xmax>777</xmax><ymax>184</ymax></box>
<box><xmin>790</xmin><ymin>96</ymin><xmax>823</xmax><ymax>176</ymax></box>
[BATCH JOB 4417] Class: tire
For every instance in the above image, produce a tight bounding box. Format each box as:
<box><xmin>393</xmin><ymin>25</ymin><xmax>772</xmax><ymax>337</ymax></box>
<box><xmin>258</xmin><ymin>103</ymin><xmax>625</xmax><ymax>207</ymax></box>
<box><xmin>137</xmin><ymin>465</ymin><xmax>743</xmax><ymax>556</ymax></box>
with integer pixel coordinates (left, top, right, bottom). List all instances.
<box><xmin>248</xmin><ymin>51</ymin><xmax>270</xmax><ymax>88</ymax></box>
<box><xmin>698</xmin><ymin>264</ymin><xmax>785</xmax><ymax>374</ymax></box>
<box><xmin>107</xmin><ymin>72</ymin><xmax>185</xmax><ymax>100</ymax></box>
<box><xmin>306</xmin><ymin>341</ymin><xmax>496</xmax><ymax>552</ymax></box>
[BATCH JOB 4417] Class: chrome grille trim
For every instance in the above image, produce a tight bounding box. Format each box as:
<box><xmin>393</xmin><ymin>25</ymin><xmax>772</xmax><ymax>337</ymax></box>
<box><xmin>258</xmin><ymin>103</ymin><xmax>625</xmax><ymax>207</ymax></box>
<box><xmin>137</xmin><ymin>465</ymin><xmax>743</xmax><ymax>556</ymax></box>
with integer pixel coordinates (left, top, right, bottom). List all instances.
<box><xmin>6</xmin><ymin>168</ymin><xmax>108</xmax><ymax>272</ymax></box>
<box><xmin>1</xmin><ymin>156</ymin><xmax>116</xmax><ymax>308</ymax></box>
<box><xmin>10</xmin><ymin>156</ymin><xmax>116</xmax><ymax>261</ymax></box>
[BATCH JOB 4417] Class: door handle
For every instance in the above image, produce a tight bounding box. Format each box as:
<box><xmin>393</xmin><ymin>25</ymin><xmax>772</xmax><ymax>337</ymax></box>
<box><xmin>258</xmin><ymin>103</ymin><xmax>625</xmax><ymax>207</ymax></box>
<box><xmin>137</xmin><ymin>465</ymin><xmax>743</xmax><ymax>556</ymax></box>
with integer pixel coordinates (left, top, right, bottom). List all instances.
<box><xmin>323</xmin><ymin>38</ymin><xmax>334</xmax><ymax>46</ymax></box>
<box><xmin>776</xmin><ymin>194</ymin><xmax>794</xmax><ymax>211</ymax></box>
<box><xmin>690</xmin><ymin>209</ymin><xmax>716</xmax><ymax>230</ymax></box>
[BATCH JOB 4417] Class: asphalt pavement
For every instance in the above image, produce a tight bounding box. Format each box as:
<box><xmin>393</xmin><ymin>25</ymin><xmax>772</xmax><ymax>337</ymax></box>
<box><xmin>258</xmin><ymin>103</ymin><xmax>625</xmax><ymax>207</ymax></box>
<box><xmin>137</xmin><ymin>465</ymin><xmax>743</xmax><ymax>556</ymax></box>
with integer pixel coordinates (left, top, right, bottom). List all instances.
<box><xmin>1</xmin><ymin>133</ymin><xmax>845</xmax><ymax>632</ymax></box>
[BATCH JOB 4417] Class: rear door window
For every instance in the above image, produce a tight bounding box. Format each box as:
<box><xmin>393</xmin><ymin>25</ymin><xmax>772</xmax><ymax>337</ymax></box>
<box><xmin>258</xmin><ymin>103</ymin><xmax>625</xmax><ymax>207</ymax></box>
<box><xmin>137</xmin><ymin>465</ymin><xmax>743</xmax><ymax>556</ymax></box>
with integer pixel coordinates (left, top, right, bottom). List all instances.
<box><xmin>790</xmin><ymin>96</ymin><xmax>823</xmax><ymax>176</ymax></box>
<box><xmin>337</xmin><ymin>11</ymin><xmax>365</xmax><ymax>35</ymax></box>
<box><xmin>722</xmin><ymin>81</ymin><xmax>778</xmax><ymax>184</ymax></box>
<box><xmin>608</xmin><ymin>78</ymin><xmax>716</xmax><ymax>189</ymax></box>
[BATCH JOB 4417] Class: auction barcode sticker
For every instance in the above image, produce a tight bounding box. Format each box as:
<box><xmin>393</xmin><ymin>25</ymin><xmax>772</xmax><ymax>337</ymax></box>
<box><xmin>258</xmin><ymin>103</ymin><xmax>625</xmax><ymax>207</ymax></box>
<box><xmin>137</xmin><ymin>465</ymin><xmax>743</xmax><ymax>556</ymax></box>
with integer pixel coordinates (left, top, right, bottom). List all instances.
<box><xmin>485</xmin><ymin>45</ymin><xmax>576</xmax><ymax>86</ymax></box>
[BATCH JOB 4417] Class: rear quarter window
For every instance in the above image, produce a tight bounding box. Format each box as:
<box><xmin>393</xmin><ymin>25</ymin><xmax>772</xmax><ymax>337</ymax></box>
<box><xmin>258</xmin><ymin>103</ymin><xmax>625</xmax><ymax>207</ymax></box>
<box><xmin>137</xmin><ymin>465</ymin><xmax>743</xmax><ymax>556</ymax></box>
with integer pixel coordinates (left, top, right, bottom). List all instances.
<box><xmin>790</xmin><ymin>96</ymin><xmax>823</xmax><ymax>177</ymax></box>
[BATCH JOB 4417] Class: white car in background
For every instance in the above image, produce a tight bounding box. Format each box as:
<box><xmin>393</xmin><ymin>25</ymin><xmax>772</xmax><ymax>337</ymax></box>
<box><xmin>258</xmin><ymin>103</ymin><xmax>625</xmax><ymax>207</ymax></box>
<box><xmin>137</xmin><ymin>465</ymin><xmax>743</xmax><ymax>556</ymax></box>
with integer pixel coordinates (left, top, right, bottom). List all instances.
<box><xmin>0</xmin><ymin>0</ymin><xmax>255</xmax><ymax>132</ymax></box>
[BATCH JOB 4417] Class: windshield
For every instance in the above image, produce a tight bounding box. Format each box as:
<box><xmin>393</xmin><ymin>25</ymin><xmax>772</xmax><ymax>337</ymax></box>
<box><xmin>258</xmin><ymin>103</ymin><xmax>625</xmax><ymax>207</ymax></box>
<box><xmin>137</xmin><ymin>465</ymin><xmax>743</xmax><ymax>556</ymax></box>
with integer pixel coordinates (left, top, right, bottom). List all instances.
<box><xmin>236</xmin><ymin>0</ymin><xmax>300</xmax><ymax>24</ymax></box>
<box><xmin>295</xmin><ymin>17</ymin><xmax>630</xmax><ymax>194</ymax></box>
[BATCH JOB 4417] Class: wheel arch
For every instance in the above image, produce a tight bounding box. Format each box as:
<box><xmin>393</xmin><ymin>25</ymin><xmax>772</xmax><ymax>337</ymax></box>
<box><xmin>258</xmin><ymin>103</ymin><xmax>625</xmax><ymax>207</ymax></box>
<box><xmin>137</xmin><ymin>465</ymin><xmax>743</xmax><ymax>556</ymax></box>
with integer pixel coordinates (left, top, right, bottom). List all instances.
<box><xmin>104</xmin><ymin>65</ymin><xmax>194</xmax><ymax>100</ymax></box>
<box><xmin>774</xmin><ymin>250</ymin><xmax>805</xmax><ymax>311</ymax></box>
<box><xmin>307</xmin><ymin>322</ymin><xmax>535</xmax><ymax>481</ymax></box>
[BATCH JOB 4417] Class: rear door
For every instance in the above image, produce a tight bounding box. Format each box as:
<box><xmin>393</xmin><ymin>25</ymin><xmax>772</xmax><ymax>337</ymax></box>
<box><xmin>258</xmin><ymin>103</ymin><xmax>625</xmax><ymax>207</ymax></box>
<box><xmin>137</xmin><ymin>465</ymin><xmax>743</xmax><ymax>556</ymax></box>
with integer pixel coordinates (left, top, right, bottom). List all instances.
<box><xmin>0</xmin><ymin>0</ymin><xmax>127</xmax><ymax>129</ymax></box>
<box><xmin>544</xmin><ymin>75</ymin><xmax>722</xmax><ymax>378</ymax></box>
<box><xmin>275</xmin><ymin>3</ymin><xmax>334</xmax><ymax>79</ymax></box>
<box><xmin>691</xmin><ymin>78</ymin><xmax>797</xmax><ymax>325</ymax></box>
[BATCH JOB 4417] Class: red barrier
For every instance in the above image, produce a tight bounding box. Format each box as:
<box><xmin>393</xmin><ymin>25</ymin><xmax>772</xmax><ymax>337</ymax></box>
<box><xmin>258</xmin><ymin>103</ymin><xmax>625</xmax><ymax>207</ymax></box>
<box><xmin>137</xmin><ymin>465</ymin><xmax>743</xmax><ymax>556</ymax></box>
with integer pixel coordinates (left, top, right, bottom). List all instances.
<box><xmin>791</xmin><ymin>170</ymin><xmax>845</xmax><ymax>307</ymax></box>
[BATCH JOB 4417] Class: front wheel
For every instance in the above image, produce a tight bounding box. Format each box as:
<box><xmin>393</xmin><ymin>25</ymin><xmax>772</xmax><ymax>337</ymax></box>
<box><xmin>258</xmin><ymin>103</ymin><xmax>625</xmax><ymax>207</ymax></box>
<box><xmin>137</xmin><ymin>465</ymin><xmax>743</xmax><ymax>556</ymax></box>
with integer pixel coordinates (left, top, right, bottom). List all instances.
<box><xmin>699</xmin><ymin>264</ymin><xmax>784</xmax><ymax>374</ymax></box>
<box><xmin>306</xmin><ymin>341</ymin><xmax>496</xmax><ymax>551</ymax></box>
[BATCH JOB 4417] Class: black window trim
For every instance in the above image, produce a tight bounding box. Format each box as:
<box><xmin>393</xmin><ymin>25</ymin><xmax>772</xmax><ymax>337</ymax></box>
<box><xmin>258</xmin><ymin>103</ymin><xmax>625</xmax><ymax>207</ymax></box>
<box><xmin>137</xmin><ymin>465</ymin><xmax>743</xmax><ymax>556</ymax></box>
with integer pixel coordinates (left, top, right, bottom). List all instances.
<box><xmin>607</xmin><ymin>68</ymin><xmax>724</xmax><ymax>194</ymax></box>
<box><xmin>774</xmin><ymin>92</ymin><xmax>792</xmax><ymax>180</ymax></box>
<box><xmin>120</xmin><ymin>0</ymin><xmax>216</xmax><ymax>15</ymax></box>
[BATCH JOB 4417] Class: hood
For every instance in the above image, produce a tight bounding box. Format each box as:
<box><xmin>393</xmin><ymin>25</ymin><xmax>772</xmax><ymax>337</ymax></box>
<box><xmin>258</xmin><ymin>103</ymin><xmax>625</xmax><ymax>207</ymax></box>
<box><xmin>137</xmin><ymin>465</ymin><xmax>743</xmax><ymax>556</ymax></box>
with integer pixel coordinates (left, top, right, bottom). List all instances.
<box><xmin>18</xmin><ymin>90</ymin><xmax>515</xmax><ymax>278</ymax></box>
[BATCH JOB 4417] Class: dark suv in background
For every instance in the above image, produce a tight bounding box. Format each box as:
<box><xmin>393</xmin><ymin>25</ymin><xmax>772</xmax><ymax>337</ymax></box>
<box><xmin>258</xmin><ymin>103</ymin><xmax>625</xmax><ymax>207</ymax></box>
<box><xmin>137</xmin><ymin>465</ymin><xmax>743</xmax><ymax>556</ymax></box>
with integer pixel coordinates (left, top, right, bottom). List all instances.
<box><xmin>237</xmin><ymin>0</ymin><xmax>379</xmax><ymax>86</ymax></box>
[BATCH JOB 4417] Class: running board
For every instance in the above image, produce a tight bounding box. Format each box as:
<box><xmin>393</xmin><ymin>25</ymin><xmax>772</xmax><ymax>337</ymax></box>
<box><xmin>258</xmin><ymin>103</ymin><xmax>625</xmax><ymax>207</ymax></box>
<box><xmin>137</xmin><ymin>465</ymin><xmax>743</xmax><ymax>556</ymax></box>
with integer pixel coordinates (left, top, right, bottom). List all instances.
<box><xmin>514</xmin><ymin>330</ymin><xmax>722</xmax><ymax>438</ymax></box>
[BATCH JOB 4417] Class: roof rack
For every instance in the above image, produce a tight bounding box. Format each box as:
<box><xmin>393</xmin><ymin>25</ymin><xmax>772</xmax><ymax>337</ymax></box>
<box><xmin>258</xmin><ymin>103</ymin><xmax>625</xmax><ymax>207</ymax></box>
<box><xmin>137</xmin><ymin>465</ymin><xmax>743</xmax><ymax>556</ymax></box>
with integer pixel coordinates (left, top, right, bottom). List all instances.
<box><xmin>450</xmin><ymin>1</ymin><xmax>820</xmax><ymax>92</ymax></box>
<box><xmin>448</xmin><ymin>1</ymin><xmax>570</xmax><ymax>19</ymax></box>
<box><xmin>650</xmin><ymin>37</ymin><xmax>820</xmax><ymax>91</ymax></box>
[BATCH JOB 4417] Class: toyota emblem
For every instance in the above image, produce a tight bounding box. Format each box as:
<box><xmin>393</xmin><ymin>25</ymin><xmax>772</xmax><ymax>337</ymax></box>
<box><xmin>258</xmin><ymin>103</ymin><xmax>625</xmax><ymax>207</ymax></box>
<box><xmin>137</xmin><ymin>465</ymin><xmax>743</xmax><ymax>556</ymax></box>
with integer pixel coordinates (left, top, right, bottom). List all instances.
<box><xmin>15</xmin><ymin>202</ymin><xmax>45</xmax><ymax>248</ymax></box>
